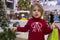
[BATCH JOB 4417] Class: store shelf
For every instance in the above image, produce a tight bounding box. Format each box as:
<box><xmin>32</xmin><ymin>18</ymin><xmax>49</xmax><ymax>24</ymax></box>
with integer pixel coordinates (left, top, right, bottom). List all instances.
<box><xmin>14</xmin><ymin>10</ymin><xmax>30</xmax><ymax>14</ymax></box>
<box><xmin>6</xmin><ymin>0</ymin><xmax>13</xmax><ymax>3</ymax></box>
<box><xmin>10</xmin><ymin>20</ymin><xmax>28</xmax><ymax>22</ymax></box>
<box><xmin>10</xmin><ymin>20</ymin><xmax>28</xmax><ymax>27</ymax></box>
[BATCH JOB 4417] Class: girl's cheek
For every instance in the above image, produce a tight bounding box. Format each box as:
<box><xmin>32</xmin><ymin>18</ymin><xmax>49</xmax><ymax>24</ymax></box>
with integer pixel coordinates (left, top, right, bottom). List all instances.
<box><xmin>32</xmin><ymin>12</ymin><xmax>35</xmax><ymax>15</ymax></box>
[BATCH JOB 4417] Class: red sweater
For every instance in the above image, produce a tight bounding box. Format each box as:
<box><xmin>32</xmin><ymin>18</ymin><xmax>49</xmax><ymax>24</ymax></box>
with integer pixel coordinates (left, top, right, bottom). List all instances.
<box><xmin>17</xmin><ymin>17</ymin><xmax>52</xmax><ymax>40</ymax></box>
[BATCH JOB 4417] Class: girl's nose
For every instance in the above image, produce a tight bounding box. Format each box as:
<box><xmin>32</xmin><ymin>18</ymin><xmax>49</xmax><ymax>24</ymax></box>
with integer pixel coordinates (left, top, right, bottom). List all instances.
<box><xmin>35</xmin><ymin>10</ymin><xmax>38</xmax><ymax>13</ymax></box>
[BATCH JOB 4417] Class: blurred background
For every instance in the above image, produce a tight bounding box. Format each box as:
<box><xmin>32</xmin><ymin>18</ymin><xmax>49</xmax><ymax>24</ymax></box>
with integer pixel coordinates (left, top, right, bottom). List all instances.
<box><xmin>0</xmin><ymin>0</ymin><xmax>60</xmax><ymax>40</ymax></box>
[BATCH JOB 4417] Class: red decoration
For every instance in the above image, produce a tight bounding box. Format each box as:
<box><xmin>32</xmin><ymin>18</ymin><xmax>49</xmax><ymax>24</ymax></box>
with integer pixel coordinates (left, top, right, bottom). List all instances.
<box><xmin>9</xmin><ymin>13</ymin><xmax>15</xmax><ymax>17</ymax></box>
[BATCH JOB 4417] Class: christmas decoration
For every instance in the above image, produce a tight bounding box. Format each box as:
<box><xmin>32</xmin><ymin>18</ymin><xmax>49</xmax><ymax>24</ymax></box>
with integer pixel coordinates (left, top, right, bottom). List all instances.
<box><xmin>0</xmin><ymin>1</ymin><xmax>3</xmax><ymax>9</ymax></box>
<box><xmin>13</xmin><ymin>22</ymin><xmax>19</xmax><ymax>27</ymax></box>
<box><xmin>20</xmin><ymin>14</ymin><xmax>27</xmax><ymax>20</ymax></box>
<box><xmin>18</xmin><ymin>0</ymin><xmax>30</xmax><ymax>10</ymax></box>
<box><xmin>0</xmin><ymin>1</ymin><xmax>16</xmax><ymax>40</ymax></box>
<box><xmin>0</xmin><ymin>27</ymin><xmax>16</xmax><ymax>40</ymax></box>
<box><xmin>20</xmin><ymin>18</ymin><xmax>27</xmax><ymax>20</ymax></box>
<box><xmin>0</xmin><ymin>1</ymin><xmax>9</xmax><ymax>27</ymax></box>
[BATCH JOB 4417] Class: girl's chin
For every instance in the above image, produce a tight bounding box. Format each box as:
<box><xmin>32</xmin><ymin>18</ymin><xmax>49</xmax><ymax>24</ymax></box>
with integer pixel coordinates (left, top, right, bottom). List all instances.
<box><xmin>34</xmin><ymin>16</ymin><xmax>40</xmax><ymax>18</ymax></box>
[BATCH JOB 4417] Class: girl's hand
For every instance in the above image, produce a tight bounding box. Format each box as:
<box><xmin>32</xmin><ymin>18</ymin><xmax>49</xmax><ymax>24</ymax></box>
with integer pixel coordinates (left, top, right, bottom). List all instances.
<box><xmin>51</xmin><ymin>23</ymin><xmax>55</xmax><ymax>29</ymax></box>
<box><xmin>0</xmin><ymin>30</ymin><xmax>4</xmax><ymax>32</ymax></box>
<box><xmin>10</xmin><ymin>27</ymin><xmax>17</xmax><ymax>31</ymax></box>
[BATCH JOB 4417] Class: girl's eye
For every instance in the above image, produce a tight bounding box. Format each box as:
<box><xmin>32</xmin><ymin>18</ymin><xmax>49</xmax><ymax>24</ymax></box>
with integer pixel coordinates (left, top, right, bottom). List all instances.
<box><xmin>33</xmin><ymin>9</ymin><xmax>40</xmax><ymax>11</ymax></box>
<box><xmin>33</xmin><ymin>10</ymin><xmax>36</xmax><ymax>11</ymax></box>
<box><xmin>38</xmin><ymin>9</ymin><xmax>40</xmax><ymax>11</ymax></box>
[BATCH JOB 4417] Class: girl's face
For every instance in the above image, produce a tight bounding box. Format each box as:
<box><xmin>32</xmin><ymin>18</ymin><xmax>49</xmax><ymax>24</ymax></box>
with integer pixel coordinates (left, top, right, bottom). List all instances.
<box><xmin>32</xmin><ymin>6</ymin><xmax>42</xmax><ymax>18</ymax></box>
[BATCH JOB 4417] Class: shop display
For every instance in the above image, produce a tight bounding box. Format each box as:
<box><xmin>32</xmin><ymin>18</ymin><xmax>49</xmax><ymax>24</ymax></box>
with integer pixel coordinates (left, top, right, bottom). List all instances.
<box><xmin>18</xmin><ymin>0</ymin><xmax>30</xmax><ymax>10</ymax></box>
<box><xmin>18</xmin><ymin>12</ymin><xmax>29</xmax><ymax>20</ymax></box>
<box><xmin>10</xmin><ymin>12</ymin><xmax>29</xmax><ymax>20</ymax></box>
<box><xmin>20</xmin><ymin>14</ymin><xmax>27</xmax><ymax>20</ymax></box>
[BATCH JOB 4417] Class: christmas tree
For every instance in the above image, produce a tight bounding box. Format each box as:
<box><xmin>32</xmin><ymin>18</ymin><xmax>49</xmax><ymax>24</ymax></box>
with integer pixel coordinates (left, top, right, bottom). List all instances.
<box><xmin>0</xmin><ymin>0</ymin><xmax>8</xmax><ymax>27</ymax></box>
<box><xmin>18</xmin><ymin>0</ymin><xmax>30</xmax><ymax>10</ymax></box>
<box><xmin>0</xmin><ymin>1</ymin><xmax>16</xmax><ymax>40</ymax></box>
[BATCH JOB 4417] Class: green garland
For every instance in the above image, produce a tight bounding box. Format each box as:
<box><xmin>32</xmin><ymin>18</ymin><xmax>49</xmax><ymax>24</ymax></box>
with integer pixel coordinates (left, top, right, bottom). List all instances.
<box><xmin>0</xmin><ymin>27</ymin><xmax>16</xmax><ymax>40</ymax></box>
<box><xmin>18</xmin><ymin>0</ymin><xmax>30</xmax><ymax>10</ymax></box>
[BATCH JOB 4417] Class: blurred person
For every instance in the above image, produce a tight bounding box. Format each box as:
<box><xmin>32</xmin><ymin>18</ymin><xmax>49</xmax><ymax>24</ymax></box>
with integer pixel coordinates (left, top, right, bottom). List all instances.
<box><xmin>58</xmin><ymin>14</ymin><xmax>60</xmax><ymax>22</ymax></box>
<box><xmin>49</xmin><ymin>12</ymin><xmax>54</xmax><ymax>24</ymax></box>
<box><xmin>54</xmin><ymin>10</ymin><xmax>59</xmax><ymax>21</ymax></box>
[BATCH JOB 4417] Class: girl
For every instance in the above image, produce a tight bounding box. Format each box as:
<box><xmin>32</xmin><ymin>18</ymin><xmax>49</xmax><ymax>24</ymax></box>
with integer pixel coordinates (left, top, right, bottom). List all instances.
<box><xmin>11</xmin><ymin>4</ymin><xmax>55</xmax><ymax>40</ymax></box>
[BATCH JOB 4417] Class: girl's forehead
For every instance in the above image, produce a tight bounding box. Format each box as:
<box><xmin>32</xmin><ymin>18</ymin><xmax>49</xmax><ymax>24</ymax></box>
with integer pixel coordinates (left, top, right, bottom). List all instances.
<box><xmin>33</xmin><ymin>6</ymin><xmax>40</xmax><ymax>9</ymax></box>
<box><xmin>33</xmin><ymin>5</ymin><xmax>39</xmax><ymax>7</ymax></box>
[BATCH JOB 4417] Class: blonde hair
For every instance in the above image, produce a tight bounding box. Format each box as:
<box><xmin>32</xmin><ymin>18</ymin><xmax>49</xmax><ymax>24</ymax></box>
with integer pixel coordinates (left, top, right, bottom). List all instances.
<box><xmin>29</xmin><ymin>4</ymin><xmax>44</xmax><ymax>17</ymax></box>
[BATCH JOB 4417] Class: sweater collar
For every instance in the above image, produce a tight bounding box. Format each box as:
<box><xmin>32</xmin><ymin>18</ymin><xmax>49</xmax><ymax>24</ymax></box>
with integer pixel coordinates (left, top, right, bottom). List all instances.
<box><xmin>32</xmin><ymin>16</ymin><xmax>41</xmax><ymax>21</ymax></box>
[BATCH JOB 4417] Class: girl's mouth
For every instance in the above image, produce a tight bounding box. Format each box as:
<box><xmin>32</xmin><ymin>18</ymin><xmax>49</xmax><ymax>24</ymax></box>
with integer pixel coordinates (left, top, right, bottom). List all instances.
<box><xmin>35</xmin><ymin>14</ymin><xmax>38</xmax><ymax>16</ymax></box>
